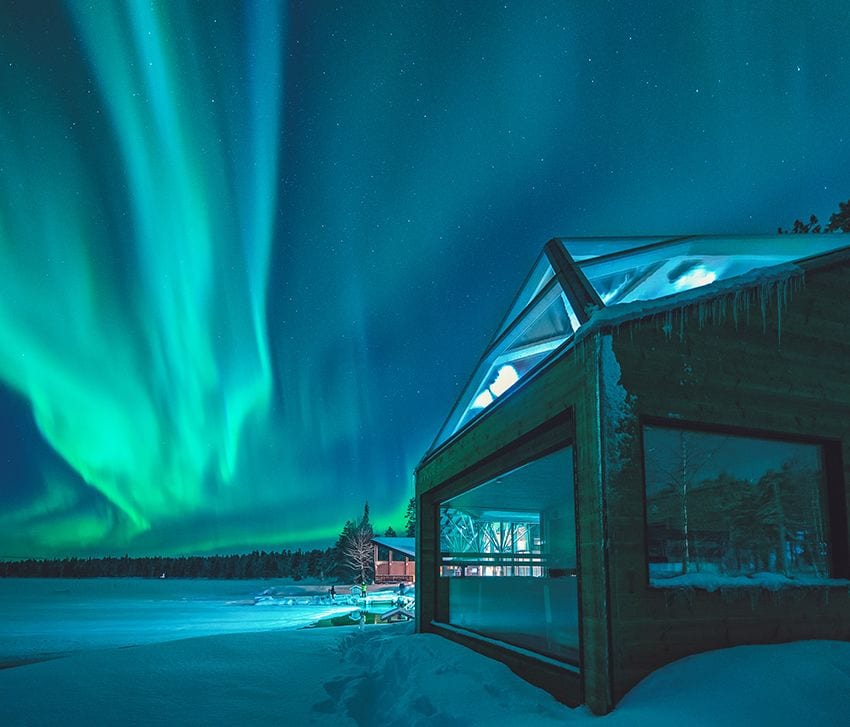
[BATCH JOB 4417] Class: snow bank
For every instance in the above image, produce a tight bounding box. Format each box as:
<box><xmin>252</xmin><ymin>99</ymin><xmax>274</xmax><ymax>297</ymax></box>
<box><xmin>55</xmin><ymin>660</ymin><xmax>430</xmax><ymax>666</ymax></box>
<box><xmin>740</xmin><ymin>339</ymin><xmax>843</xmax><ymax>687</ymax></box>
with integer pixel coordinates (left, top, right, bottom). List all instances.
<box><xmin>1</xmin><ymin>622</ymin><xmax>849</xmax><ymax>726</ymax></box>
<box><xmin>651</xmin><ymin>571</ymin><xmax>850</xmax><ymax>592</ymax></box>
<box><xmin>603</xmin><ymin>640</ymin><xmax>850</xmax><ymax>727</ymax></box>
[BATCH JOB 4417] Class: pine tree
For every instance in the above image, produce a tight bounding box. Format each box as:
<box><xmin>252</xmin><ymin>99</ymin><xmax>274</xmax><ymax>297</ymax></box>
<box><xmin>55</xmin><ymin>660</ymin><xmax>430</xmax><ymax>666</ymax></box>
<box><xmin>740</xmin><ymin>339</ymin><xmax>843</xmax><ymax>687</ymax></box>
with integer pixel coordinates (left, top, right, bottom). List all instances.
<box><xmin>360</xmin><ymin>502</ymin><xmax>371</xmax><ymax>532</ymax></box>
<box><xmin>404</xmin><ymin>496</ymin><xmax>416</xmax><ymax>537</ymax></box>
<box><xmin>826</xmin><ymin>198</ymin><xmax>850</xmax><ymax>232</ymax></box>
<box><xmin>779</xmin><ymin>198</ymin><xmax>849</xmax><ymax>234</ymax></box>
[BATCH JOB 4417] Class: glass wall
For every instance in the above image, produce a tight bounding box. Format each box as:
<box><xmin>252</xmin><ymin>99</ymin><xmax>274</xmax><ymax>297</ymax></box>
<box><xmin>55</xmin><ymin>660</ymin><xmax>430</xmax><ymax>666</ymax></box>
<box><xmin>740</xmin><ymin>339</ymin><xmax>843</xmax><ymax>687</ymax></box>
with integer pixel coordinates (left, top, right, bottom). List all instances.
<box><xmin>644</xmin><ymin>424</ymin><xmax>832</xmax><ymax>582</ymax></box>
<box><xmin>436</xmin><ymin>447</ymin><xmax>579</xmax><ymax>664</ymax></box>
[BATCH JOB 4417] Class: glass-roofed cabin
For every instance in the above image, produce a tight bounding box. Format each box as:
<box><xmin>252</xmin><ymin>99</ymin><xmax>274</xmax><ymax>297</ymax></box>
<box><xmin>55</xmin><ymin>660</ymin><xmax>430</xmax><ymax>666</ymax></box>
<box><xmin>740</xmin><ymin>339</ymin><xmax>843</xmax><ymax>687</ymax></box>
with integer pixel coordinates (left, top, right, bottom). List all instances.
<box><xmin>414</xmin><ymin>234</ymin><xmax>850</xmax><ymax>714</ymax></box>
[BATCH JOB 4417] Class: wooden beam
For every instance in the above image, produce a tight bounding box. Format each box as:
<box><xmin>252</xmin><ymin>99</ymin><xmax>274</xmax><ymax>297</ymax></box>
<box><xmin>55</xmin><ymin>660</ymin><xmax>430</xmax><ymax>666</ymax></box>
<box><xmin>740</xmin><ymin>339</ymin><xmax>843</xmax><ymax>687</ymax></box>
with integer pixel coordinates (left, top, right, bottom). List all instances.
<box><xmin>544</xmin><ymin>238</ymin><xmax>604</xmax><ymax>323</ymax></box>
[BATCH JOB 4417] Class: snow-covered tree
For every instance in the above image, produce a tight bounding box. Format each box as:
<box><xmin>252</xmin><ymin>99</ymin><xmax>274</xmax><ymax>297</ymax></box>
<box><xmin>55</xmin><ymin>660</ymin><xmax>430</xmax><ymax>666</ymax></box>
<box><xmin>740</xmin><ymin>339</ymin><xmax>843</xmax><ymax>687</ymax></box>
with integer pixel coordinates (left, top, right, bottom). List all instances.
<box><xmin>336</xmin><ymin>503</ymin><xmax>374</xmax><ymax>584</ymax></box>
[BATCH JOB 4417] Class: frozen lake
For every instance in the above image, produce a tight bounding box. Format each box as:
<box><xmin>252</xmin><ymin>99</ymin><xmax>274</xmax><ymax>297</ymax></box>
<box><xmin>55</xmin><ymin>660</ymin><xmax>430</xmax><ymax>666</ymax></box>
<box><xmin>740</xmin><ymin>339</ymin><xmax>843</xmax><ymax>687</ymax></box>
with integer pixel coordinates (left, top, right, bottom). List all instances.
<box><xmin>0</xmin><ymin>578</ymin><xmax>353</xmax><ymax>667</ymax></box>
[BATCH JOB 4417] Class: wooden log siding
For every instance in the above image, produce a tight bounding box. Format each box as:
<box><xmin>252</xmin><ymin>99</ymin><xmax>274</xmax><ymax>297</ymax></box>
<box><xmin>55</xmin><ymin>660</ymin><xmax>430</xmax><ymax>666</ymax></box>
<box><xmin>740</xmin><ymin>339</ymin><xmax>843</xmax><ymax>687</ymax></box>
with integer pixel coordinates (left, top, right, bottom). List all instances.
<box><xmin>600</xmin><ymin>258</ymin><xmax>850</xmax><ymax>705</ymax></box>
<box><xmin>373</xmin><ymin>542</ymin><xmax>416</xmax><ymax>583</ymax></box>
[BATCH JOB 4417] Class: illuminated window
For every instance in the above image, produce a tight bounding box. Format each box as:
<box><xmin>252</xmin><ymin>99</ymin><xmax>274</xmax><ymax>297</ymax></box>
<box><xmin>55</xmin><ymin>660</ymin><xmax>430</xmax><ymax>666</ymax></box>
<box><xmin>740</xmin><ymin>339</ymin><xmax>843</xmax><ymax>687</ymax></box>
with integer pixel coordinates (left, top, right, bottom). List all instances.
<box><xmin>455</xmin><ymin>282</ymin><xmax>579</xmax><ymax>426</ymax></box>
<box><xmin>436</xmin><ymin>447</ymin><xmax>579</xmax><ymax>664</ymax></box>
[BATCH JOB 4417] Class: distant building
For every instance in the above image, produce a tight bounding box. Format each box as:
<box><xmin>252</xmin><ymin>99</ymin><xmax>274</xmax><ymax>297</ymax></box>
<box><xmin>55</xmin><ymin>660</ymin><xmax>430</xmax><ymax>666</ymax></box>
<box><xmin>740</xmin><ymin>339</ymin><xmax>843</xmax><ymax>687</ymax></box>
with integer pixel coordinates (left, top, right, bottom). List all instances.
<box><xmin>415</xmin><ymin>235</ymin><xmax>850</xmax><ymax>714</ymax></box>
<box><xmin>371</xmin><ymin>536</ymin><xmax>415</xmax><ymax>584</ymax></box>
<box><xmin>379</xmin><ymin>606</ymin><xmax>415</xmax><ymax>623</ymax></box>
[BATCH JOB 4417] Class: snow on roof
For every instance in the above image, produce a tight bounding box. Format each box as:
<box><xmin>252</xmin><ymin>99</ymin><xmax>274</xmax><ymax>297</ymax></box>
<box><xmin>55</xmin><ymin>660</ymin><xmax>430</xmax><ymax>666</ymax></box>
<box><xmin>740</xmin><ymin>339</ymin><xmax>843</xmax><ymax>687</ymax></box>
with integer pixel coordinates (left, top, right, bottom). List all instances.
<box><xmin>371</xmin><ymin>536</ymin><xmax>416</xmax><ymax>557</ymax></box>
<box><xmin>429</xmin><ymin>234</ymin><xmax>850</xmax><ymax>454</ymax></box>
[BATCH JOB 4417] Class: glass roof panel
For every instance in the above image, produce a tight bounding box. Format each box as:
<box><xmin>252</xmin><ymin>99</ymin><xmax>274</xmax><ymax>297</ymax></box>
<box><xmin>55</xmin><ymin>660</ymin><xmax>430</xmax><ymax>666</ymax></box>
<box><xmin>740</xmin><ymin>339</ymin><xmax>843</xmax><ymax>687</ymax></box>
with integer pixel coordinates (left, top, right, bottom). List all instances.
<box><xmin>435</xmin><ymin>280</ymin><xmax>578</xmax><ymax>444</ymax></box>
<box><xmin>554</xmin><ymin>236</ymin><xmax>671</xmax><ymax>261</ymax></box>
<box><xmin>428</xmin><ymin>234</ymin><xmax>850</xmax><ymax>456</ymax></box>
<box><xmin>575</xmin><ymin>235</ymin><xmax>850</xmax><ymax>305</ymax></box>
<box><xmin>491</xmin><ymin>252</ymin><xmax>554</xmax><ymax>342</ymax></box>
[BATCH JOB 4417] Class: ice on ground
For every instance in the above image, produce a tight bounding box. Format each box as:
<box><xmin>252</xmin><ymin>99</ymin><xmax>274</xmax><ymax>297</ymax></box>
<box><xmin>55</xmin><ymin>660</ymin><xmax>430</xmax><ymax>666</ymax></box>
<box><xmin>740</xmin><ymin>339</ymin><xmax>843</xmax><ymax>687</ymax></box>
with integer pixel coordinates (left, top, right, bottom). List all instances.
<box><xmin>0</xmin><ymin>578</ymin><xmax>354</xmax><ymax>666</ymax></box>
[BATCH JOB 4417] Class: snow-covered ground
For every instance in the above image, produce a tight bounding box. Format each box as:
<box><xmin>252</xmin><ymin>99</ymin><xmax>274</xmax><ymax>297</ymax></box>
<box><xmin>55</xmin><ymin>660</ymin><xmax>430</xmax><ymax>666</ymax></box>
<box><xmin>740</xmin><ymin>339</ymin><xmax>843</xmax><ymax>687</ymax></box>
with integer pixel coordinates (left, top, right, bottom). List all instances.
<box><xmin>1</xmin><ymin>579</ymin><xmax>849</xmax><ymax>725</ymax></box>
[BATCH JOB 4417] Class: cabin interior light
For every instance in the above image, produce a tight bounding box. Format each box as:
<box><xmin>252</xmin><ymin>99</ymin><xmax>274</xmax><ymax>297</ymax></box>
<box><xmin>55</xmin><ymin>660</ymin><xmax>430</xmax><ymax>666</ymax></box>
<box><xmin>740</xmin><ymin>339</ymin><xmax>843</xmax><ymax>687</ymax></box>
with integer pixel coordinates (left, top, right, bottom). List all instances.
<box><xmin>471</xmin><ymin>390</ymin><xmax>494</xmax><ymax>409</ymax></box>
<box><xmin>672</xmin><ymin>265</ymin><xmax>717</xmax><ymax>291</ymax></box>
<box><xmin>489</xmin><ymin>364</ymin><xmax>519</xmax><ymax>397</ymax></box>
<box><xmin>471</xmin><ymin>364</ymin><xmax>520</xmax><ymax>410</ymax></box>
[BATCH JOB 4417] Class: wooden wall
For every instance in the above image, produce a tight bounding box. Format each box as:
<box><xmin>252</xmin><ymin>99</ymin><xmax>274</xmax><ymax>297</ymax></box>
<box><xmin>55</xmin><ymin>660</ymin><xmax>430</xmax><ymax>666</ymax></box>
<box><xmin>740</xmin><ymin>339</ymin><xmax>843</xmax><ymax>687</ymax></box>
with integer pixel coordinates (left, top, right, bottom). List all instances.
<box><xmin>602</xmin><ymin>258</ymin><xmax>850</xmax><ymax>704</ymax></box>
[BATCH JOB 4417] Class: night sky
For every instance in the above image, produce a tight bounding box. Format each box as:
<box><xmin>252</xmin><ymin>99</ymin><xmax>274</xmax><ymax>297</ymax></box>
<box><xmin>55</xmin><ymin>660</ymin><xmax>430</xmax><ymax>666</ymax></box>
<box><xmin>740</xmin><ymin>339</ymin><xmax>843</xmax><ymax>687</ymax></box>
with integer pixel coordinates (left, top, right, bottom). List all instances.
<box><xmin>1</xmin><ymin>1</ymin><xmax>849</xmax><ymax>558</ymax></box>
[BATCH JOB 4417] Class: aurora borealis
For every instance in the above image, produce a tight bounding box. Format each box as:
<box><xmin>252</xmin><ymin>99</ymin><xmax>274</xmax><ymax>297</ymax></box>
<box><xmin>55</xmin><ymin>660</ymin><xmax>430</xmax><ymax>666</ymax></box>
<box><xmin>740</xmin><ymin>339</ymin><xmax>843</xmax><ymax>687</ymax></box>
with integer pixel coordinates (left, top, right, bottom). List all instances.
<box><xmin>2</xmin><ymin>1</ymin><xmax>850</xmax><ymax>558</ymax></box>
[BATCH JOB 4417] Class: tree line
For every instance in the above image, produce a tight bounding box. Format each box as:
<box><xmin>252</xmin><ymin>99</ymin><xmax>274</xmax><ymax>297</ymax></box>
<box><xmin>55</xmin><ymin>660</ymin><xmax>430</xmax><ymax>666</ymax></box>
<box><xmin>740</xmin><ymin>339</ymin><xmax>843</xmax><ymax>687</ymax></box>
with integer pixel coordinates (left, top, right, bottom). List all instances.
<box><xmin>779</xmin><ymin>197</ymin><xmax>850</xmax><ymax>234</ymax></box>
<box><xmin>0</xmin><ymin>497</ymin><xmax>417</xmax><ymax>582</ymax></box>
<box><xmin>0</xmin><ymin>548</ymin><xmax>336</xmax><ymax>580</ymax></box>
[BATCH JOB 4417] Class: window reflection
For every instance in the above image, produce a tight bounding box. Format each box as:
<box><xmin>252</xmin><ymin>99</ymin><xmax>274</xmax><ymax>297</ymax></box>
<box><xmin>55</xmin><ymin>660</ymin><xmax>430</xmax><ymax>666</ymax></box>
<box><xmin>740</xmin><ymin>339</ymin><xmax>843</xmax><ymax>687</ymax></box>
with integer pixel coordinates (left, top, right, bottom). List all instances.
<box><xmin>644</xmin><ymin>425</ymin><xmax>831</xmax><ymax>582</ymax></box>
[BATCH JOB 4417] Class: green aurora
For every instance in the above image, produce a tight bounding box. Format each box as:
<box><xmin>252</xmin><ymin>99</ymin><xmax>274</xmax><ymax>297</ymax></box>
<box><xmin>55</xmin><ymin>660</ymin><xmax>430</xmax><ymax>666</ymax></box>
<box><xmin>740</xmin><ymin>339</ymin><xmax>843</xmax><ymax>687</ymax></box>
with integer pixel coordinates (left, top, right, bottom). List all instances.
<box><xmin>1</xmin><ymin>1</ymin><xmax>305</xmax><ymax>555</ymax></box>
<box><xmin>1</xmin><ymin>1</ymin><xmax>850</xmax><ymax>557</ymax></box>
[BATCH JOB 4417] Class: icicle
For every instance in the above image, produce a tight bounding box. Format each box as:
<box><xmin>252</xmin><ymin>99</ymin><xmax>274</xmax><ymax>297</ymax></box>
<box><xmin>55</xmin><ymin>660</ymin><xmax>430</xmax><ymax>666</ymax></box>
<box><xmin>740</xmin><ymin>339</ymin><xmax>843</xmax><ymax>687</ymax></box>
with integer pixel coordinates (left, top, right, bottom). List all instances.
<box><xmin>748</xmin><ymin>588</ymin><xmax>759</xmax><ymax>612</ymax></box>
<box><xmin>662</xmin><ymin>310</ymin><xmax>673</xmax><ymax>339</ymax></box>
<box><xmin>759</xmin><ymin>282</ymin><xmax>768</xmax><ymax>334</ymax></box>
<box><xmin>732</xmin><ymin>290</ymin><xmax>740</xmax><ymax>329</ymax></box>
